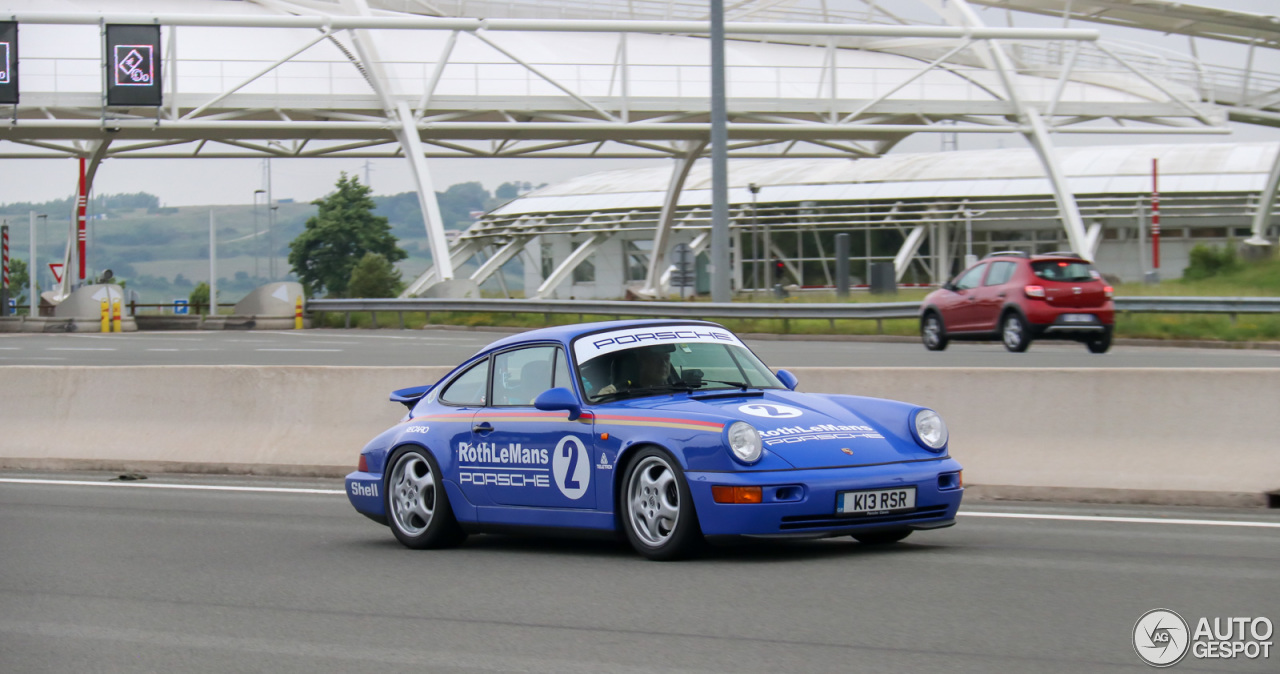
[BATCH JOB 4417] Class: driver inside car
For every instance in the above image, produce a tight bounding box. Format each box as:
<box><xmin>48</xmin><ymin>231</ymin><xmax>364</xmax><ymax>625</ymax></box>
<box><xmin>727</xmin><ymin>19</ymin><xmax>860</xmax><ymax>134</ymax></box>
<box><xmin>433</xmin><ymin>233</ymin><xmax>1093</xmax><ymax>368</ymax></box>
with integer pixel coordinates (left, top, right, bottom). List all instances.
<box><xmin>596</xmin><ymin>346</ymin><xmax>674</xmax><ymax>396</ymax></box>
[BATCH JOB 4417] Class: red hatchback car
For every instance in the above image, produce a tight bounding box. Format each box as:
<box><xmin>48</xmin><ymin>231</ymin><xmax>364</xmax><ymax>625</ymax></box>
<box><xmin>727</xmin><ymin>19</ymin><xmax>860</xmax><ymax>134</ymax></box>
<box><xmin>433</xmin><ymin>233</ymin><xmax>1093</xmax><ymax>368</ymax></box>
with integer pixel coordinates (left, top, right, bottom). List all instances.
<box><xmin>919</xmin><ymin>252</ymin><xmax>1115</xmax><ymax>353</ymax></box>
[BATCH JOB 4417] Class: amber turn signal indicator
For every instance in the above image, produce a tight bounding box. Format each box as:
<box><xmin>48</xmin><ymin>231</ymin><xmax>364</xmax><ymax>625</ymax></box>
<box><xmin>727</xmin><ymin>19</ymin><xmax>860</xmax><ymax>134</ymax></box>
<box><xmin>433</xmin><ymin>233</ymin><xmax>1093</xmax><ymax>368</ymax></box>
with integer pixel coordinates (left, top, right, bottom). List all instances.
<box><xmin>712</xmin><ymin>486</ymin><xmax>763</xmax><ymax>504</ymax></box>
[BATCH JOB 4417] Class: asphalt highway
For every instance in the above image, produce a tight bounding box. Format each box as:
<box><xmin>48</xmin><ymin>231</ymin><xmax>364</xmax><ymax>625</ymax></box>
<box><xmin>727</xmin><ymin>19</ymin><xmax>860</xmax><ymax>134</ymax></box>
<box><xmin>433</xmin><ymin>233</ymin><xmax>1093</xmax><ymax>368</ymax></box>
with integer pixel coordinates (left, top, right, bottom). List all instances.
<box><xmin>1</xmin><ymin>474</ymin><xmax>1276</xmax><ymax>673</ymax></box>
<box><xmin>3</xmin><ymin>328</ymin><xmax>1280</xmax><ymax>367</ymax></box>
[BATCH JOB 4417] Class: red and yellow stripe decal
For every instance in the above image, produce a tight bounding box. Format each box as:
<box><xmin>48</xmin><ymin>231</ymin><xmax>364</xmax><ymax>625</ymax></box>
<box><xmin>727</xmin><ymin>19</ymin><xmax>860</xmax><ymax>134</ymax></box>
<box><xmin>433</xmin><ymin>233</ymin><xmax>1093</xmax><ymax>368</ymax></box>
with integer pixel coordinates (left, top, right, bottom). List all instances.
<box><xmin>592</xmin><ymin>414</ymin><xmax>725</xmax><ymax>433</ymax></box>
<box><xmin>401</xmin><ymin>411</ymin><xmax>723</xmax><ymax>433</ymax></box>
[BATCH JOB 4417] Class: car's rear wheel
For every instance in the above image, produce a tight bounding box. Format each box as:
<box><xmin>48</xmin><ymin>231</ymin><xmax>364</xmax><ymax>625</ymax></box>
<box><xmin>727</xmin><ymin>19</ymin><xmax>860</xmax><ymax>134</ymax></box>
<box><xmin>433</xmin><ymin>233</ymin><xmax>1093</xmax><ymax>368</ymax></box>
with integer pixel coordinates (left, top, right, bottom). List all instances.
<box><xmin>853</xmin><ymin>529</ymin><xmax>912</xmax><ymax>545</ymax></box>
<box><xmin>1086</xmin><ymin>327</ymin><xmax>1113</xmax><ymax>354</ymax></box>
<box><xmin>386</xmin><ymin>447</ymin><xmax>467</xmax><ymax>550</ymax></box>
<box><xmin>621</xmin><ymin>448</ymin><xmax>702</xmax><ymax>561</ymax></box>
<box><xmin>1001</xmin><ymin>312</ymin><xmax>1031</xmax><ymax>353</ymax></box>
<box><xmin>921</xmin><ymin>313</ymin><xmax>948</xmax><ymax>351</ymax></box>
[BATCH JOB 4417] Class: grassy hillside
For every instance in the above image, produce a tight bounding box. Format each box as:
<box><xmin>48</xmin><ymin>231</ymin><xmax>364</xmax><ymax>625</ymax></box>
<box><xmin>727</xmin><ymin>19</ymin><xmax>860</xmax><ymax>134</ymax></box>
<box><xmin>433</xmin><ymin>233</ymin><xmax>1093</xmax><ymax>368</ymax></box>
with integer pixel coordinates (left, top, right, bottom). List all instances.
<box><xmin>2</xmin><ymin>183</ymin><xmax>531</xmax><ymax>303</ymax></box>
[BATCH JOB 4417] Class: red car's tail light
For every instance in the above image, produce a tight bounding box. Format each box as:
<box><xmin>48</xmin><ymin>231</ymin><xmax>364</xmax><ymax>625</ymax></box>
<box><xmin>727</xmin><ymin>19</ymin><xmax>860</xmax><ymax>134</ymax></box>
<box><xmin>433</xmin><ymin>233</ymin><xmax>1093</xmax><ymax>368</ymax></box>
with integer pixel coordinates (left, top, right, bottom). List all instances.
<box><xmin>1024</xmin><ymin>285</ymin><xmax>1045</xmax><ymax>298</ymax></box>
<box><xmin>358</xmin><ymin>454</ymin><xmax>369</xmax><ymax>472</ymax></box>
<box><xmin>1104</xmin><ymin>285</ymin><xmax>1114</xmax><ymax>299</ymax></box>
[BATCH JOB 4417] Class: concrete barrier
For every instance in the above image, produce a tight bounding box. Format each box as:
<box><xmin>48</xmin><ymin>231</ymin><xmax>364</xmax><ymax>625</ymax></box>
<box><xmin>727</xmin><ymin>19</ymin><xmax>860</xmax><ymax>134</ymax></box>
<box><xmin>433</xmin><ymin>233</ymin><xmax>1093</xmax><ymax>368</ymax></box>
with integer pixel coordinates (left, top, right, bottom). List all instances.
<box><xmin>0</xmin><ymin>366</ymin><xmax>1276</xmax><ymax>505</ymax></box>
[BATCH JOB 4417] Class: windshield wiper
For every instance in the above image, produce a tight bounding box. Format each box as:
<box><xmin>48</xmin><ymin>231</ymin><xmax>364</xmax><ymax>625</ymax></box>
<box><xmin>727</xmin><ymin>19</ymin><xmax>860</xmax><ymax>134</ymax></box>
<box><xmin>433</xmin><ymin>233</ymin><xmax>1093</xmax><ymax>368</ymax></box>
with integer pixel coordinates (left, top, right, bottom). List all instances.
<box><xmin>696</xmin><ymin>378</ymin><xmax>750</xmax><ymax>390</ymax></box>
<box><xmin>593</xmin><ymin>382</ymin><xmax>697</xmax><ymax>403</ymax></box>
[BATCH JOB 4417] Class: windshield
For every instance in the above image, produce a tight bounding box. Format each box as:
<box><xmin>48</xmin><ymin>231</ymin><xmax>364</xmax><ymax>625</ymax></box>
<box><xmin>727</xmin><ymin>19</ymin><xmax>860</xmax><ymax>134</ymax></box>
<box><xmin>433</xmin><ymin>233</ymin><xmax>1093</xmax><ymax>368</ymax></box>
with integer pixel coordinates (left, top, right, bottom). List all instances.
<box><xmin>1031</xmin><ymin>260</ymin><xmax>1101</xmax><ymax>283</ymax></box>
<box><xmin>574</xmin><ymin>326</ymin><xmax>783</xmax><ymax>402</ymax></box>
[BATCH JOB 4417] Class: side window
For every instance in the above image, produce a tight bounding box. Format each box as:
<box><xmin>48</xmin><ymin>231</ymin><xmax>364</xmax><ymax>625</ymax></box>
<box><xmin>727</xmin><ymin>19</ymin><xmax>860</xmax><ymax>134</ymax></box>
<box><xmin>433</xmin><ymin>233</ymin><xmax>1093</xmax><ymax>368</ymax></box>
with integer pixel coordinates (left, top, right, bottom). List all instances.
<box><xmin>493</xmin><ymin>346</ymin><xmax>558</xmax><ymax>407</ymax></box>
<box><xmin>953</xmin><ymin>264</ymin><xmax>987</xmax><ymax>291</ymax></box>
<box><xmin>984</xmin><ymin>261</ymin><xmax>1016</xmax><ymax>286</ymax></box>
<box><xmin>440</xmin><ymin>359</ymin><xmax>489</xmax><ymax>406</ymax></box>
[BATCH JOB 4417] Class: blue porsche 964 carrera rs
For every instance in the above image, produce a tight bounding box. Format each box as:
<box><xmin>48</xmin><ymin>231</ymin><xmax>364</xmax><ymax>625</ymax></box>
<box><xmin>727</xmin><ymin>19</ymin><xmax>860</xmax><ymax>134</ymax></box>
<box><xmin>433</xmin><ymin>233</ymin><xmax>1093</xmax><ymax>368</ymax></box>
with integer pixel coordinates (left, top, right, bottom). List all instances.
<box><xmin>346</xmin><ymin>320</ymin><xmax>963</xmax><ymax>560</ymax></box>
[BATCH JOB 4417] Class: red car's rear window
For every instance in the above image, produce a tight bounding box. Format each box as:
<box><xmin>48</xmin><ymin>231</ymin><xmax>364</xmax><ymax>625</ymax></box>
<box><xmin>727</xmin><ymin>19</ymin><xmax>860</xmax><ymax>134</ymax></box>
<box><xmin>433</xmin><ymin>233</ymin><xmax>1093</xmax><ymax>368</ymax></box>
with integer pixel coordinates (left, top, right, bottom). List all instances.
<box><xmin>1031</xmin><ymin>260</ymin><xmax>1101</xmax><ymax>283</ymax></box>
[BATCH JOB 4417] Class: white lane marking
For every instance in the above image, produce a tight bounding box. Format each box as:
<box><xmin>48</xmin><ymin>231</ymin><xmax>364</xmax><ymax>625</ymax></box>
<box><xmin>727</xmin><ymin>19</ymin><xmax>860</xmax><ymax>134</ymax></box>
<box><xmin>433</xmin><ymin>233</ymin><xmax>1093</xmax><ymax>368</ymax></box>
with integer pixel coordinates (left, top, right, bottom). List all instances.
<box><xmin>46</xmin><ymin>348</ymin><xmax>117</xmax><ymax>352</ymax></box>
<box><xmin>0</xmin><ymin>478</ymin><xmax>344</xmax><ymax>495</ymax></box>
<box><xmin>1</xmin><ymin>479</ymin><xmax>1277</xmax><ymax>529</ymax></box>
<box><xmin>961</xmin><ymin>511</ymin><xmax>1280</xmax><ymax>529</ymax></box>
<box><xmin>147</xmin><ymin>348</ymin><xmax>181</xmax><ymax>352</ymax></box>
<box><xmin>254</xmin><ymin>348</ymin><xmax>344</xmax><ymax>353</ymax></box>
<box><xmin>0</xmin><ymin>347</ymin><xmax>20</xmax><ymax>350</ymax></box>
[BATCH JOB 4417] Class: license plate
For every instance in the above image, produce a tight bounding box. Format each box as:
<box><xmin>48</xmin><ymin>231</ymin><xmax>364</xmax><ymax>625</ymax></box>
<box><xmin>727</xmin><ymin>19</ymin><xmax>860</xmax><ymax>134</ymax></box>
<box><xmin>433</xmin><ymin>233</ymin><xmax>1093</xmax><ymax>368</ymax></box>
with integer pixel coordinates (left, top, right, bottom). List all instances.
<box><xmin>837</xmin><ymin>486</ymin><xmax>916</xmax><ymax>515</ymax></box>
<box><xmin>1062</xmin><ymin>313</ymin><xmax>1096</xmax><ymax>323</ymax></box>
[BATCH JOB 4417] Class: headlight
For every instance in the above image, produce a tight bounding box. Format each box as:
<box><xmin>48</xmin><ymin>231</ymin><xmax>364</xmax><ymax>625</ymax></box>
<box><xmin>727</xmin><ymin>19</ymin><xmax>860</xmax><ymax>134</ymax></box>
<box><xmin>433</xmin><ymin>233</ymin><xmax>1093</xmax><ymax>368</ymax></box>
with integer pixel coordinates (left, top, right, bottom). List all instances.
<box><xmin>727</xmin><ymin>421</ymin><xmax>763</xmax><ymax>464</ymax></box>
<box><xmin>912</xmin><ymin>409</ymin><xmax>948</xmax><ymax>452</ymax></box>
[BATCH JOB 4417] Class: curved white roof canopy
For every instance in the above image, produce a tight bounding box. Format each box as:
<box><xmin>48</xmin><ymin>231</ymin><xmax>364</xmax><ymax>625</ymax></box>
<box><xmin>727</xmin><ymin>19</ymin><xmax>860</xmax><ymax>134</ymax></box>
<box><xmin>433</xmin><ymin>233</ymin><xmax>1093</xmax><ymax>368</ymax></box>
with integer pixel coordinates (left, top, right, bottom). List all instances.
<box><xmin>0</xmin><ymin>0</ymin><xmax>1223</xmax><ymax>162</ymax></box>
<box><xmin>490</xmin><ymin>141</ymin><xmax>1280</xmax><ymax>216</ymax></box>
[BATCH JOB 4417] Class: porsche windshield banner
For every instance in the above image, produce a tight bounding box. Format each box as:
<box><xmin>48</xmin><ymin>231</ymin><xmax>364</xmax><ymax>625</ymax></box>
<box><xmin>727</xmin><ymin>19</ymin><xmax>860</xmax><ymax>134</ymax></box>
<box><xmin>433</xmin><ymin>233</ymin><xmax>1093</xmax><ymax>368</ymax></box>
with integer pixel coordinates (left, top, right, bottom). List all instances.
<box><xmin>574</xmin><ymin>325</ymin><xmax>745</xmax><ymax>363</ymax></box>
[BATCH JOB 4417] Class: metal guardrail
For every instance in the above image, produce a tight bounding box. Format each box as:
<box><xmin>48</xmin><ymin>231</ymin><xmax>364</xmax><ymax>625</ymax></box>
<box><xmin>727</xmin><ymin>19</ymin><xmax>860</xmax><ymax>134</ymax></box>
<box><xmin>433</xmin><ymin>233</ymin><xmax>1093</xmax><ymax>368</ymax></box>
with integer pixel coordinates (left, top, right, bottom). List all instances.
<box><xmin>307</xmin><ymin>296</ymin><xmax>1280</xmax><ymax>323</ymax></box>
<box><xmin>1114</xmin><ymin>297</ymin><xmax>1280</xmax><ymax>314</ymax></box>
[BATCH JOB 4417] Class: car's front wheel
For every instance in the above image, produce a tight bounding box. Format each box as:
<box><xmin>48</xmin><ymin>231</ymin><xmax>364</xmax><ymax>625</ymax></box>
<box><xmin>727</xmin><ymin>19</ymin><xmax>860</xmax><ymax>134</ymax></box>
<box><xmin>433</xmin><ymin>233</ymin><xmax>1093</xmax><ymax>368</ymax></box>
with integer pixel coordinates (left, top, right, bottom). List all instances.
<box><xmin>921</xmin><ymin>313</ymin><xmax>948</xmax><ymax>351</ymax></box>
<box><xmin>386</xmin><ymin>447</ymin><xmax>467</xmax><ymax>550</ymax></box>
<box><xmin>1001</xmin><ymin>312</ymin><xmax>1031</xmax><ymax>353</ymax></box>
<box><xmin>621</xmin><ymin>448</ymin><xmax>702</xmax><ymax>561</ymax></box>
<box><xmin>853</xmin><ymin>529</ymin><xmax>912</xmax><ymax>545</ymax></box>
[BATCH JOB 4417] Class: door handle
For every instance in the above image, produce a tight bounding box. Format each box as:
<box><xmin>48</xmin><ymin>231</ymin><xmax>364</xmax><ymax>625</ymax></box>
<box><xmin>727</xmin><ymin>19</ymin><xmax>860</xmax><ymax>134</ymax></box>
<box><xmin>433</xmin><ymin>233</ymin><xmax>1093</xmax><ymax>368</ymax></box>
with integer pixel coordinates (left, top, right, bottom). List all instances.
<box><xmin>997</xmin><ymin>292</ymin><xmax>1006</xmax><ymax>298</ymax></box>
<box><xmin>472</xmin><ymin>421</ymin><xmax>493</xmax><ymax>433</ymax></box>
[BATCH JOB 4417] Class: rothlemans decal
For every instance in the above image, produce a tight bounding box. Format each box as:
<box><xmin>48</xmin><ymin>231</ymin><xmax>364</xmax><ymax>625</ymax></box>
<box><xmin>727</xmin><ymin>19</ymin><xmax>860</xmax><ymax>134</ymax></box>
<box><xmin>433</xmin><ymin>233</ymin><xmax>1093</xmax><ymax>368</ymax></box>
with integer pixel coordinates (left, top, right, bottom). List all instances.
<box><xmin>760</xmin><ymin>424</ymin><xmax>884</xmax><ymax>446</ymax></box>
<box><xmin>574</xmin><ymin>326</ymin><xmax>746</xmax><ymax>363</ymax></box>
<box><xmin>458</xmin><ymin>440</ymin><xmax>552</xmax><ymax>488</ymax></box>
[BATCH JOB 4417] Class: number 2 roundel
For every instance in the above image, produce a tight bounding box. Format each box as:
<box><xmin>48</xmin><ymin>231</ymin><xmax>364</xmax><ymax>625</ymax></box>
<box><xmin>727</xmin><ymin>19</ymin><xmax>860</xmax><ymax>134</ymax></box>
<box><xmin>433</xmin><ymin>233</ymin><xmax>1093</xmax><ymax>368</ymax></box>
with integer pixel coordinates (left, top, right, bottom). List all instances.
<box><xmin>552</xmin><ymin>436</ymin><xmax>591</xmax><ymax>500</ymax></box>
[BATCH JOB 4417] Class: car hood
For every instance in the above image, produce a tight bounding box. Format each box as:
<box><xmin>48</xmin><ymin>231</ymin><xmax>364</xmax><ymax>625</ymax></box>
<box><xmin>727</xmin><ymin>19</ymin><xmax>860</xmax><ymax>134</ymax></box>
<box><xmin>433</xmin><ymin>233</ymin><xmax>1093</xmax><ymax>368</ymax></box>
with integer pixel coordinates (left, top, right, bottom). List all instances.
<box><xmin>626</xmin><ymin>389</ymin><xmax>938</xmax><ymax>469</ymax></box>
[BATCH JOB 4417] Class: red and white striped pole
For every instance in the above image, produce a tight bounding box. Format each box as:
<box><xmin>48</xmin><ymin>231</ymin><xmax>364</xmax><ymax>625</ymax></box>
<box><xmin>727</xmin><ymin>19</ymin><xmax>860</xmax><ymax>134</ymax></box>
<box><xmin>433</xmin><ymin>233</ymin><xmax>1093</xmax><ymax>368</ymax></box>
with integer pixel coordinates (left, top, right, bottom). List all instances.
<box><xmin>77</xmin><ymin>157</ymin><xmax>88</xmax><ymax>282</ymax></box>
<box><xmin>1151</xmin><ymin>158</ymin><xmax>1161</xmax><ymax>272</ymax></box>
<box><xmin>1</xmin><ymin>224</ymin><xmax>10</xmax><ymax>316</ymax></box>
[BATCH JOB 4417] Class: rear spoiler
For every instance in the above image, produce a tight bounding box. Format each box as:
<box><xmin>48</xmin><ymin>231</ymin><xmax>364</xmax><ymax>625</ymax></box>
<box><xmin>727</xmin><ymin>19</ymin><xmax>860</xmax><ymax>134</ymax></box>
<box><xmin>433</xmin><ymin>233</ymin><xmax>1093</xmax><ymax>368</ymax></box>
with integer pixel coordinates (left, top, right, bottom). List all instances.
<box><xmin>390</xmin><ymin>384</ymin><xmax>435</xmax><ymax>410</ymax></box>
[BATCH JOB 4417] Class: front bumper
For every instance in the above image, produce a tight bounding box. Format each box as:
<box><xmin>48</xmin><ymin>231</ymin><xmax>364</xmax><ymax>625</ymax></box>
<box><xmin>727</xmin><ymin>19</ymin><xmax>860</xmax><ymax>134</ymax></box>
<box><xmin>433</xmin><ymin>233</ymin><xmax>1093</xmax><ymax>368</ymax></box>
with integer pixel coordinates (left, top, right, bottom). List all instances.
<box><xmin>686</xmin><ymin>458</ymin><xmax>963</xmax><ymax>537</ymax></box>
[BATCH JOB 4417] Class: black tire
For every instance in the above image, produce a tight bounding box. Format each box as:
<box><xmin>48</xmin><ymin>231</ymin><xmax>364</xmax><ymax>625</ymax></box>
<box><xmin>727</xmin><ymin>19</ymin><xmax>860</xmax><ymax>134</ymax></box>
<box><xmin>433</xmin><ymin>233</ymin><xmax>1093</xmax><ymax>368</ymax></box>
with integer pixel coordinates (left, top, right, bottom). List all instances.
<box><xmin>385</xmin><ymin>447</ymin><xmax>467</xmax><ymax>550</ymax></box>
<box><xmin>852</xmin><ymin>529</ymin><xmax>912</xmax><ymax>545</ymax></box>
<box><xmin>920</xmin><ymin>312</ymin><xmax>949</xmax><ymax>351</ymax></box>
<box><xmin>1087</xmin><ymin>327</ymin><xmax>1113</xmax><ymax>354</ymax></box>
<box><xmin>619</xmin><ymin>447</ymin><xmax>703</xmax><ymax>561</ymax></box>
<box><xmin>1001</xmin><ymin>312</ymin><xmax>1031</xmax><ymax>353</ymax></box>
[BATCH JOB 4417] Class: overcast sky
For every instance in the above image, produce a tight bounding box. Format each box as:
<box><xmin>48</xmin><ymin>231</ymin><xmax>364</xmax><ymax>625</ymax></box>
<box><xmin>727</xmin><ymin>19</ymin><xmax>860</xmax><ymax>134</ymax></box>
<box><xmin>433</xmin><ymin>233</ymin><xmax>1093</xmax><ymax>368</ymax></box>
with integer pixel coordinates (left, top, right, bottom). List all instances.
<box><xmin>1</xmin><ymin>0</ymin><xmax>1278</xmax><ymax>209</ymax></box>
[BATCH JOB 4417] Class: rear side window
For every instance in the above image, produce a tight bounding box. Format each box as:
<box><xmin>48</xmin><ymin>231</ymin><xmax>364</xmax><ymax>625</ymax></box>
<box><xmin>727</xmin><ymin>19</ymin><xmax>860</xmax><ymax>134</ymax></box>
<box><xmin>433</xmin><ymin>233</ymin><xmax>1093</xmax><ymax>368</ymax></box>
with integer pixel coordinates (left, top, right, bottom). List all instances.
<box><xmin>984</xmin><ymin>261</ymin><xmax>1017</xmax><ymax>286</ymax></box>
<box><xmin>440</xmin><ymin>359</ymin><xmax>489</xmax><ymax>406</ymax></box>
<box><xmin>1032</xmin><ymin>260</ymin><xmax>1100</xmax><ymax>283</ymax></box>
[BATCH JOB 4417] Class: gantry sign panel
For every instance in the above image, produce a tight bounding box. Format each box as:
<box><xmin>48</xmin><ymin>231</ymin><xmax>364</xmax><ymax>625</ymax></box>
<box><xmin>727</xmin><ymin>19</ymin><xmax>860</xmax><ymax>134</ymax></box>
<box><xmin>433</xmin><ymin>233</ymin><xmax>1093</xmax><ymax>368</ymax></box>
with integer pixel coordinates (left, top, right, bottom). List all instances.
<box><xmin>105</xmin><ymin>24</ymin><xmax>161</xmax><ymax>107</ymax></box>
<box><xmin>0</xmin><ymin>22</ymin><xmax>16</xmax><ymax>105</ymax></box>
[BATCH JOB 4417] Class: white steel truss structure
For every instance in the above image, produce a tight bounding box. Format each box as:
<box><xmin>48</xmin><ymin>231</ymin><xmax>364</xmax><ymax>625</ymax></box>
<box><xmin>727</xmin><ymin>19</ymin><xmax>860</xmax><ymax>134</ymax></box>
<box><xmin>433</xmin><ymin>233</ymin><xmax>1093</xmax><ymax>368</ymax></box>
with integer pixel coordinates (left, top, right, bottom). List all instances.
<box><xmin>0</xmin><ymin>0</ymin><xmax>1267</xmax><ymax>297</ymax></box>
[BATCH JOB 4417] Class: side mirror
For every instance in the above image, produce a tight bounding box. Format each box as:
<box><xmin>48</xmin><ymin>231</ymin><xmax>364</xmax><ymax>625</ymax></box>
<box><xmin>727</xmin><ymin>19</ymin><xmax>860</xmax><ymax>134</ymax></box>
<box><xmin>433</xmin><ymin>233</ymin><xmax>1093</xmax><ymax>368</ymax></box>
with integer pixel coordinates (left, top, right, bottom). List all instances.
<box><xmin>390</xmin><ymin>384</ymin><xmax>433</xmax><ymax>410</ymax></box>
<box><xmin>775</xmin><ymin>369</ymin><xmax>799</xmax><ymax>391</ymax></box>
<box><xmin>534</xmin><ymin>387</ymin><xmax>583</xmax><ymax>421</ymax></box>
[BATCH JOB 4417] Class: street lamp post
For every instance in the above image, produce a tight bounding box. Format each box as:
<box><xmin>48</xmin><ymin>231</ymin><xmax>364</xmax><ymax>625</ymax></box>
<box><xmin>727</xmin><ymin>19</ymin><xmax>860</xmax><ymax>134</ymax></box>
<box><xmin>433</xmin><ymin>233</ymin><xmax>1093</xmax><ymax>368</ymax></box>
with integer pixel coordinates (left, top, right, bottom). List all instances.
<box><xmin>749</xmin><ymin>183</ymin><xmax>760</xmax><ymax>296</ymax></box>
<box><xmin>269</xmin><ymin>204</ymin><xmax>279</xmax><ymax>280</ymax></box>
<box><xmin>253</xmin><ymin>189</ymin><xmax>265</xmax><ymax>279</ymax></box>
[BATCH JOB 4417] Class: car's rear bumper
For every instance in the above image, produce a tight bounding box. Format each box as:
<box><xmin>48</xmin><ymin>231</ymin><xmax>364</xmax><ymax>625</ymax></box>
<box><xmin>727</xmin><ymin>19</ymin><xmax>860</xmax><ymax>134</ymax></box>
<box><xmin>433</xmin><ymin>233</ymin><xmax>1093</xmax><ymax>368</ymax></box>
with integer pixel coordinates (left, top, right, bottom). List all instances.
<box><xmin>686</xmin><ymin>458</ymin><xmax>963</xmax><ymax>537</ymax></box>
<box><xmin>346</xmin><ymin>471</ymin><xmax>388</xmax><ymax>524</ymax></box>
